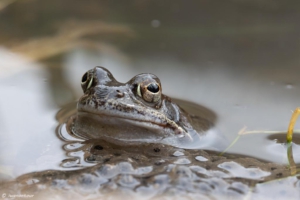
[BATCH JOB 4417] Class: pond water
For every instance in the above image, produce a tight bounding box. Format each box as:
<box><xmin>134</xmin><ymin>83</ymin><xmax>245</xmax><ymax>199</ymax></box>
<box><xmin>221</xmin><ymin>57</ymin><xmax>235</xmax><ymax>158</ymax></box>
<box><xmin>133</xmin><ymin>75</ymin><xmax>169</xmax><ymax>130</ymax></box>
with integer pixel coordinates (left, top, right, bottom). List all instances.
<box><xmin>0</xmin><ymin>0</ymin><xmax>300</xmax><ymax>199</ymax></box>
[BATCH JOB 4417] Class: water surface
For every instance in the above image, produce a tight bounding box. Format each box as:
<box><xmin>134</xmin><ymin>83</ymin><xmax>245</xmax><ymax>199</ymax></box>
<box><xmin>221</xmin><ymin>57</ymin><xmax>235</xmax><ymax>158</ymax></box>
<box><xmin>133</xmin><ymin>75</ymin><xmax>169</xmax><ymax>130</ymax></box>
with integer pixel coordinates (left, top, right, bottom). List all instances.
<box><xmin>0</xmin><ymin>0</ymin><xmax>300</xmax><ymax>199</ymax></box>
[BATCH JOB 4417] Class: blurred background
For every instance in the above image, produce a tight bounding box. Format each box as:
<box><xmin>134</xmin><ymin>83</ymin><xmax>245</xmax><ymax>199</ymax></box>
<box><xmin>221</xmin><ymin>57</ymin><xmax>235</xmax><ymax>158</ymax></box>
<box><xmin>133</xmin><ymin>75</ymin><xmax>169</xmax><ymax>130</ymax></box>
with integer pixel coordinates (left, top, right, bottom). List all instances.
<box><xmin>0</xmin><ymin>0</ymin><xmax>300</xmax><ymax>179</ymax></box>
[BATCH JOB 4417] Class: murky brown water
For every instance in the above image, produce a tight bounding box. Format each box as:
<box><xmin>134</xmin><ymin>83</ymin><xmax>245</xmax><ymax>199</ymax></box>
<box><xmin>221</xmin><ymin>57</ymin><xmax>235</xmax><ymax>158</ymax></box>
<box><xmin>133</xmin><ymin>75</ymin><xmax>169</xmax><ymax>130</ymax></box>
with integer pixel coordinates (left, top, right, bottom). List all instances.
<box><xmin>0</xmin><ymin>0</ymin><xmax>300</xmax><ymax>199</ymax></box>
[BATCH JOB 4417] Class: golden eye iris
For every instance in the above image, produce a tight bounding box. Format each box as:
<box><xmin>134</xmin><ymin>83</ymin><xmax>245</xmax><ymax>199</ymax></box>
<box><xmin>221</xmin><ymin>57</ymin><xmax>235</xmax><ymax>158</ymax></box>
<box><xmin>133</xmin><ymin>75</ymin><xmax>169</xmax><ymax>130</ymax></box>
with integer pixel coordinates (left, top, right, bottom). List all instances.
<box><xmin>137</xmin><ymin>84</ymin><xmax>142</xmax><ymax>97</ymax></box>
<box><xmin>137</xmin><ymin>82</ymin><xmax>161</xmax><ymax>103</ymax></box>
<box><xmin>86</xmin><ymin>76</ymin><xmax>93</xmax><ymax>90</ymax></box>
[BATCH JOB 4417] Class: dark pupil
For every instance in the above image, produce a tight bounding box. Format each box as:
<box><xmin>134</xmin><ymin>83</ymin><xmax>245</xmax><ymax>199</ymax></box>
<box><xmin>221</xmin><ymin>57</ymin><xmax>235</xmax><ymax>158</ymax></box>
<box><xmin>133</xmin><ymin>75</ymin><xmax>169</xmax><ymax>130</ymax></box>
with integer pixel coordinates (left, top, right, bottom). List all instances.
<box><xmin>147</xmin><ymin>83</ymin><xmax>159</xmax><ymax>93</ymax></box>
<box><xmin>82</xmin><ymin>72</ymin><xmax>88</xmax><ymax>83</ymax></box>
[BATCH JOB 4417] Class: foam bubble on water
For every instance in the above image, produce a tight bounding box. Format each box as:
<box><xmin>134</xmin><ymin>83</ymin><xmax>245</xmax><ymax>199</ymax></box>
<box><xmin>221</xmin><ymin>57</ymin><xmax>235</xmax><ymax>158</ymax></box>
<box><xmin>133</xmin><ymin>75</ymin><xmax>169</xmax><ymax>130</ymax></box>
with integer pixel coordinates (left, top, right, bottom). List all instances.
<box><xmin>195</xmin><ymin>156</ymin><xmax>208</xmax><ymax>162</ymax></box>
<box><xmin>118</xmin><ymin>174</ymin><xmax>140</xmax><ymax>188</ymax></box>
<box><xmin>173</xmin><ymin>158</ymin><xmax>191</xmax><ymax>165</ymax></box>
<box><xmin>218</xmin><ymin>161</ymin><xmax>271</xmax><ymax>180</ymax></box>
<box><xmin>286</xmin><ymin>83</ymin><xmax>294</xmax><ymax>89</ymax></box>
<box><xmin>173</xmin><ymin>151</ymin><xmax>184</xmax><ymax>157</ymax></box>
<box><xmin>151</xmin><ymin>20</ymin><xmax>161</xmax><ymax>28</ymax></box>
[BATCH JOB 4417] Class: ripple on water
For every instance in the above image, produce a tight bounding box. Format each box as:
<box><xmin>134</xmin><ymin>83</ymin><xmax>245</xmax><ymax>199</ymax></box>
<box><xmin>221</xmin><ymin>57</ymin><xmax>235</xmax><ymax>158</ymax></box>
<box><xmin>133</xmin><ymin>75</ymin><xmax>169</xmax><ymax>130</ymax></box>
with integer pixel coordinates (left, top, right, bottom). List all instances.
<box><xmin>57</xmin><ymin>123</ymin><xmax>84</xmax><ymax>142</ymax></box>
<box><xmin>61</xmin><ymin>157</ymin><xmax>80</xmax><ymax>168</ymax></box>
<box><xmin>64</xmin><ymin>142</ymin><xmax>85</xmax><ymax>151</ymax></box>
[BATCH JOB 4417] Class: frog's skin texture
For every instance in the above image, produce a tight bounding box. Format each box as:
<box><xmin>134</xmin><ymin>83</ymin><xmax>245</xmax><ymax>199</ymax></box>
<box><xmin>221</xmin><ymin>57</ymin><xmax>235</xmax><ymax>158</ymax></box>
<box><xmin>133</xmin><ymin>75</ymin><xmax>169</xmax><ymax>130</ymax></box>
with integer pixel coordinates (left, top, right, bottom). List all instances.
<box><xmin>70</xmin><ymin>66</ymin><xmax>223</xmax><ymax>149</ymax></box>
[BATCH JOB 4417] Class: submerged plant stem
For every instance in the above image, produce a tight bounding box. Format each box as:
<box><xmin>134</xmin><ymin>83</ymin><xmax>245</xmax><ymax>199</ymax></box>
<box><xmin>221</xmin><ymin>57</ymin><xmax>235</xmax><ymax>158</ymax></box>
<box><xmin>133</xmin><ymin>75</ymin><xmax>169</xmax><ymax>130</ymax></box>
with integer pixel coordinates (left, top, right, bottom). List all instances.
<box><xmin>219</xmin><ymin>135</ymin><xmax>240</xmax><ymax>156</ymax></box>
<box><xmin>219</xmin><ymin>126</ymin><xmax>247</xmax><ymax>156</ymax></box>
<box><xmin>286</xmin><ymin>107</ymin><xmax>300</xmax><ymax>175</ymax></box>
<box><xmin>286</xmin><ymin>142</ymin><xmax>297</xmax><ymax>175</ymax></box>
<box><xmin>287</xmin><ymin>107</ymin><xmax>300</xmax><ymax>143</ymax></box>
<box><xmin>240</xmin><ymin>130</ymin><xmax>300</xmax><ymax>135</ymax></box>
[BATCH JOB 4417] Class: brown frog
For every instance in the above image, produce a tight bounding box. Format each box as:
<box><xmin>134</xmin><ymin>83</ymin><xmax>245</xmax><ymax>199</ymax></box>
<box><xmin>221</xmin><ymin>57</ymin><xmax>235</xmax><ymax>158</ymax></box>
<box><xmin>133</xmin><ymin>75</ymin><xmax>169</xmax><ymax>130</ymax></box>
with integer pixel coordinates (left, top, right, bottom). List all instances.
<box><xmin>69</xmin><ymin>66</ymin><xmax>225</xmax><ymax>149</ymax></box>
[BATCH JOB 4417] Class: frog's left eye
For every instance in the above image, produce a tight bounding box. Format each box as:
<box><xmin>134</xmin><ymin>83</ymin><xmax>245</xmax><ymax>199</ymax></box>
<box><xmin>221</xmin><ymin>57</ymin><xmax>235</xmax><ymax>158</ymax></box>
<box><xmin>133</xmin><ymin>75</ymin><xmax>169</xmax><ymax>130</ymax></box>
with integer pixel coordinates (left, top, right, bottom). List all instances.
<box><xmin>81</xmin><ymin>72</ymin><xmax>88</xmax><ymax>83</ymax></box>
<box><xmin>137</xmin><ymin>82</ymin><xmax>161</xmax><ymax>103</ymax></box>
<box><xmin>81</xmin><ymin>72</ymin><xmax>94</xmax><ymax>91</ymax></box>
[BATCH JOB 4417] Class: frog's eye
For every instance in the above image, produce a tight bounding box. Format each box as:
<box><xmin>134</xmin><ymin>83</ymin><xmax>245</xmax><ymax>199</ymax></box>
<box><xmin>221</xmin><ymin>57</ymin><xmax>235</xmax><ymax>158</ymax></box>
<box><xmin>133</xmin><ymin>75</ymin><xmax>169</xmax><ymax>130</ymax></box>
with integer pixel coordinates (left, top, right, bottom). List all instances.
<box><xmin>81</xmin><ymin>72</ymin><xmax>94</xmax><ymax>91</ymax></box>
<box><xmin>137</xmin><ymin>82</ymin><xmax>161</xmax><ymax>103</ymax></box>
<box><xmin>81</xmin><ymin>72</ymin><xmax>88</xmax><ymax>83</ymax></box>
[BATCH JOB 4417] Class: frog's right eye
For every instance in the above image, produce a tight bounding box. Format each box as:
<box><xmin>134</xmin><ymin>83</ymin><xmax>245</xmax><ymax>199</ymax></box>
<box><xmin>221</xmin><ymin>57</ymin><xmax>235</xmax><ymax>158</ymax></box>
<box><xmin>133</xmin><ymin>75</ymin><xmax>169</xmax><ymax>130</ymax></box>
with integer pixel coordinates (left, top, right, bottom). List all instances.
<box><xmin>137</xmin><ymin>82</ymin><xmax>161</xmax><ymax>103</ymax></box>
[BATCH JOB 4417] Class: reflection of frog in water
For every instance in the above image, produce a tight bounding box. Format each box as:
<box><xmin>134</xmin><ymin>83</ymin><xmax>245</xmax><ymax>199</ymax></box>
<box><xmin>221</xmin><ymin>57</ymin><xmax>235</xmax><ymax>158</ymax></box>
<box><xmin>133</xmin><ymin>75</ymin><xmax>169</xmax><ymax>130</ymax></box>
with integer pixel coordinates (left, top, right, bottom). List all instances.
<box><xmin>69</xmin><ymin>66</ymin><xmax>225</xmax><ymax>150</ymax></box>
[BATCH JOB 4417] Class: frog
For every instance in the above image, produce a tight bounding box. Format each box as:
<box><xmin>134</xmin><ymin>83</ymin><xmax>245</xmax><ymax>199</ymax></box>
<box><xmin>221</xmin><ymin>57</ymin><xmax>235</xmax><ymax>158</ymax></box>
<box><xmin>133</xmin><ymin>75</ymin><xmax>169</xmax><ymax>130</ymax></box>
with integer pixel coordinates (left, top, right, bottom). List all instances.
<box><xmin>69</xmin><ymin>66</ymin><xmax>225</xmax><ymax>149</ymax></box>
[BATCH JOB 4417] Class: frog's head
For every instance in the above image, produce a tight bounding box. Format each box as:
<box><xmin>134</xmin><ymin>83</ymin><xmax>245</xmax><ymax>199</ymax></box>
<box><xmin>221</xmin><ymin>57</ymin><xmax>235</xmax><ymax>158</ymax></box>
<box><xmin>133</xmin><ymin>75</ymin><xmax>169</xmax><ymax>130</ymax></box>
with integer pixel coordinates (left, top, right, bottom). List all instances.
<box><xmin>74</xmin><ymin>66</ymin><xmax>209</xmax><ymax>148</ymax></box>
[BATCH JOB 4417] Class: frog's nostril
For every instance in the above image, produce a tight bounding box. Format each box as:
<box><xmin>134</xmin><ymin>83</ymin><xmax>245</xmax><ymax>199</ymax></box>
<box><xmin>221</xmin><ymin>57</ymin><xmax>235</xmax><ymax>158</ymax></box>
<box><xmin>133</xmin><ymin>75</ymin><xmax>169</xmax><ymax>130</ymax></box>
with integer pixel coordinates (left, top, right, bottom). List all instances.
<box><xmin>116</xmin><ymin>90</ymin><xmax>124</xmax><ymax>98</ymax></box>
